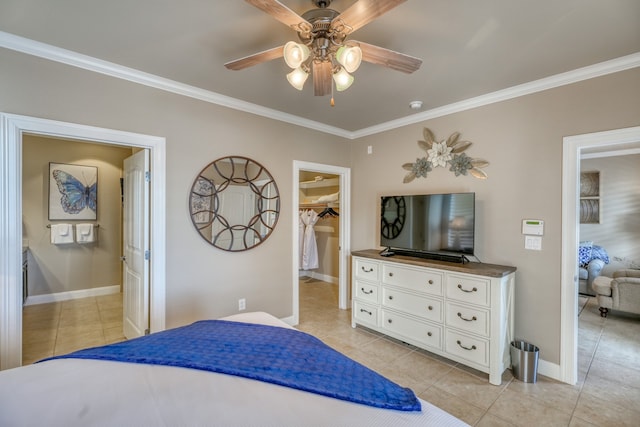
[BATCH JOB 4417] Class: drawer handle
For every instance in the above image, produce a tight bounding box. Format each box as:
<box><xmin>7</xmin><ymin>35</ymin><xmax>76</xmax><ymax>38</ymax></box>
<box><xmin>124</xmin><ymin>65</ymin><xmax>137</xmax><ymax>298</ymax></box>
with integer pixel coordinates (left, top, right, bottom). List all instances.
<box><xmin>457</xmin><ymin>284</ymin><xmax>478</xmax><ymax>293</ymax></box>
<box><xmin>360</xmin><ymin>308</ymin><xmax>372</xmax><ymax>316</ymax></box>
<box><xmin>427</xmin><ymin>305</ymin><xmax>433</xmax><ymax>311</ymax></box>
<box><xmin>388</xmin><ymin>272</ymin><xmax>394</xmax><ymax>277</ymax></box>
<box><xmin>456</xmin><ymin>340</ymin><xmax>477</xmax><ymax>351</ymax></box>
<box><xmin>387</xmin><ymin>319</ymin><xmax>393</xmax><ymax>324</ymax></box>
<box><xmin>457</xmin><ymin>312</ymin><xmax>477</xmax><ymax>322</ymax></box>
<box><xmin>361</xmin><ymin>288</ymin><xmax>373</xmax><ymax>295</ymax></box>
<box><xmin>361</xmin><ymin>266</ymin><xmax>374</xmax><ymax>273</ymax></box>
<box><xmin>428</xmin><ymin>279</ymin><xmax>434</xmax><ymax>285</ymax></box>
<box><xmin>427</xmin><ymin>332</ymin><xmax>432</xmax><ymax>337</ymax></box>
<box><xmin>388</xmin><ymin>295</ymin><xmax>394</xmax><ymax>300</ymax></box>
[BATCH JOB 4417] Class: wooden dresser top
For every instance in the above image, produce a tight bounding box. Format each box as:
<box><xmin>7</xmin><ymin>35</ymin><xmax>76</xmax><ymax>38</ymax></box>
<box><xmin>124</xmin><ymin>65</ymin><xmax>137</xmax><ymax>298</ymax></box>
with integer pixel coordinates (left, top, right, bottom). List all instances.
<box><xmin>352</xmin><ymin>249</ymin><xmax>516</xmax><ymax>278</ymax></box>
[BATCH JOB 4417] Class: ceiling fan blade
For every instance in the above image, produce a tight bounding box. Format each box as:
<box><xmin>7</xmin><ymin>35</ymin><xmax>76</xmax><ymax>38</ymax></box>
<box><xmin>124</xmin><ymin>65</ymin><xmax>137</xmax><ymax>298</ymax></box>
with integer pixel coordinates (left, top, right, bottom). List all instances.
<box><xmin>224</xmin><ymin>46</ymin><xmax>284</xmax><ymax>70</ymax></box>
<box><xmin>331</xmin><ymin>0</ymin><xmax>406</xmax><ymax>34</ymax></box>
<box><xmin>313</xmin><ymin>61</ymin><xmax>333</xmax><ymax>96</ymax></box>
<box><xmin>356</xmin><ymin>41</ymin><xmax>422</xmax><ymax>74</ymax></box>
<box><xmin>245</xmin><ymin>0</ymin><xmax>310</xmax><ymax>30</ymax></box>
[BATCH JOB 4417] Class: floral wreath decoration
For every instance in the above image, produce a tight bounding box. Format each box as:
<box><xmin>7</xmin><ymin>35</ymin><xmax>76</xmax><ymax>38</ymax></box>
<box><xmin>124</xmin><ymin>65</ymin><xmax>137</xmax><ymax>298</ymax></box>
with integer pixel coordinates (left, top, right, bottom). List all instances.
<box><xmin>402</xmin><ymin>128</ymin><xmax>489</xmax><ymax>183</ymax></box>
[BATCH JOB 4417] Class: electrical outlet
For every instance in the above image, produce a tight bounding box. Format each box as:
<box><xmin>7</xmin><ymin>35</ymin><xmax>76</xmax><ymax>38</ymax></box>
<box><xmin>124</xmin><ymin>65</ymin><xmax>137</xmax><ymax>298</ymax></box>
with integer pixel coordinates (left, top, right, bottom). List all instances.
<box><xmin>238</xmin><ymin>298</ymin><xmax>246</xmax><ymax>311</ymax></box>
<box><xmin>367</xmin><ymin>145</ymin><xmax>373</xmax><ymax>154</ymax></box>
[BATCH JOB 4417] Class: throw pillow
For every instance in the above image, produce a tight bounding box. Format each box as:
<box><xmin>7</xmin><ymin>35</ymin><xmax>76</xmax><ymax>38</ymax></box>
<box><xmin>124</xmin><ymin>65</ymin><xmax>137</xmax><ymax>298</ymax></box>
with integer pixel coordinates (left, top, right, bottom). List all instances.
<box><xmin>591</xmin><ymin>245</ymin><xmax>610</xmax><ymax>264</ymax></box>
<box><xmin>578</xmin><ymin>241</ymin><xmax>593</xmax><ymax>267</ymax></box>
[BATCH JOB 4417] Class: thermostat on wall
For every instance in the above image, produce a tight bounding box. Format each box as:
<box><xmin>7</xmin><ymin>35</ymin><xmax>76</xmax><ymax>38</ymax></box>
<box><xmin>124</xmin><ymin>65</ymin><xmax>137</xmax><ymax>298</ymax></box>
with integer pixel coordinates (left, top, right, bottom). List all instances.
<box><xmin>522</xmin><ymin>219</ymin><xmax>544</xmax><ymax>235</ymax></box>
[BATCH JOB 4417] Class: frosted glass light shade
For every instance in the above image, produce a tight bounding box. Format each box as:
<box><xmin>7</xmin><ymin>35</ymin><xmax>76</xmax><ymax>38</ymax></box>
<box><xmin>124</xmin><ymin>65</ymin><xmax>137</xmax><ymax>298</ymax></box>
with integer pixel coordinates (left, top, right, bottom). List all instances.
<box><xmin>335</xmin><ymin>45</ymin><xmax>362</xmax><ymax>73</ymax></box>
<box><xmin>333</xmin><ymin>67</ymin><xmax>354</xmax><ymax>91</ymax></box>
<box><xmin>283</xmin><ymin>42</ymin><xmax>310</xmax><ymax>69</ymax></box>
<box><xmin>286</xmin><ymin>67</ymin><xmax>309</xmax><ymax>90</ymax></box>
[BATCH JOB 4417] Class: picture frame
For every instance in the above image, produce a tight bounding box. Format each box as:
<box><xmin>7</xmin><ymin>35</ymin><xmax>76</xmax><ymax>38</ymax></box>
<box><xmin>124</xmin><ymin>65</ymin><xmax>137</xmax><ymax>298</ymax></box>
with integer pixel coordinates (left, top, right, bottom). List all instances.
<box><xmin>579</xmin><ymin>171</ymin><xmax>600</xmax><ymax>224</ymax></box>
<box><xmin>48</xmin><ymin>162</ymin><xmax>98</xmax><ymax>220</ymax></box>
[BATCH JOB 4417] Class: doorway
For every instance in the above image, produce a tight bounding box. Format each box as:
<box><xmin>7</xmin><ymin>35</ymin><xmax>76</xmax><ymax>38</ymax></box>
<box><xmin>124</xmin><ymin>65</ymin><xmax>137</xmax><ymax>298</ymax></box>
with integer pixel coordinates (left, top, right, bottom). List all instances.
<box><xmin>560</xmin><ymin>125</ymin><xmax>640</xmax><ymax>384</ymax></box>
<box><xmin>292</xmin><ymin>161</ymin><xmax>350</xmax><ymax>326</ymax></box>
<box><xmin>21</xmin><ymin>135</ymin><xmax>132</xmax><ymax>363</ymax></box>
<box><xmin>0</xmin><ymin>113</ymin><xmax>167</xmax><ymax>370</ymax></box>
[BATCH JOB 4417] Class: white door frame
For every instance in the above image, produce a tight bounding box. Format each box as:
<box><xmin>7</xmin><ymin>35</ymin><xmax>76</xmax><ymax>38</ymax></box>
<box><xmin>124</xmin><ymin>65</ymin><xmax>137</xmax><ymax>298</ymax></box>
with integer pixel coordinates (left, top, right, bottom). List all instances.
<box><xmin>292</xmin><ymin>161</ymin><xmax>351</xmax><ymax>325</ymax></box>
<box><xmin>560</xmin><ymin>125</ymin><xmax>640</xmax><ymax>384</ymax></box>
<box><xmin>0</xmin><ymin>113</ymin><xmax>166</xmax><ymax>369</ymax></box>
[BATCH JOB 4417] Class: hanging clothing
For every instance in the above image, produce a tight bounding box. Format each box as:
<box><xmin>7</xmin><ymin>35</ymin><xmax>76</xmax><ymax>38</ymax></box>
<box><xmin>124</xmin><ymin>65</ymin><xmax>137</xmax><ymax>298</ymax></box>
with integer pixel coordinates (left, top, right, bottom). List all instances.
<box><xmin>300</xmin><ymin>209</ymin><xmax>319</xmax><ymax>270</ymax></box>
<box><xmin>299</xmin><ymin>213</ymin><xmax>305</xmax><ymax>269</ymax></box>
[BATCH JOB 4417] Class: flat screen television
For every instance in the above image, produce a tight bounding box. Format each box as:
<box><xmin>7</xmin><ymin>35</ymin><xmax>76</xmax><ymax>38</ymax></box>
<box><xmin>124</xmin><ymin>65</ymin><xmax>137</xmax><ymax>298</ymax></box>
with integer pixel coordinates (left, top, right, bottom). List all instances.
<box><xmin>380</xmin><ymin>192</ymin><xmax>475</xmax><ymax>262</ymax></box>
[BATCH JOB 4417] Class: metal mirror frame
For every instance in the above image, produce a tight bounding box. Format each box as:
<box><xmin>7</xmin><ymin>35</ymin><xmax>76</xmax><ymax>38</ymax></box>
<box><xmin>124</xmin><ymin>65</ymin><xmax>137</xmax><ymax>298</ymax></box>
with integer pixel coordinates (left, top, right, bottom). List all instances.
<box><xmin>381</xmin><ymin>196</ymin><xmax>406</xmax><ymax>239</ymax></box>
<box><xmin>189</xmin><ymin>156</ymin><xmax>280</xmax><ymax>251</ymax></box>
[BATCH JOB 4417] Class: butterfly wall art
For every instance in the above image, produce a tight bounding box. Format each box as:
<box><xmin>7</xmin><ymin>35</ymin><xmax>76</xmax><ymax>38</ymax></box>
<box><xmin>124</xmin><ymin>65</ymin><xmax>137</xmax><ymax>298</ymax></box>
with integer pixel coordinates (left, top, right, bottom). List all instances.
<box><xmin>48</xmin><ymin>162</ymin><xmax>98</xmax><ymax>220</ymax></box>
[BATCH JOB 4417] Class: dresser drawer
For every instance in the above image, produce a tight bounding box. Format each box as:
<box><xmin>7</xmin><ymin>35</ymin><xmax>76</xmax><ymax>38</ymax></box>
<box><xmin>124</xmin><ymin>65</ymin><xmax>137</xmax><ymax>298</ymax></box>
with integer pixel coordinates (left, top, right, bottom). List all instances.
<box><xmin>445</xmin><ymin>330</ymin><xmax>489</xmax><ymax>367</ymax></box>
<box><xmin>382</xmin><ymin>310</ymin><xmax>442</xmax><ymax>351</ymax></box>
<box><xmin>353</xmin><ymin>300</ymin><xmax>378</xmax><ymax>328</ymax></box>
<box><xmin>382</xmin><ymin>264</ymin><xmax>443</xmax><ymax>296</ymax></box>
<box><xmin>382</xmin><ymin>287</ymin><xmax>442</xmax><ymax>323</ymax></box>
<box><xmin>354</xmin><ymin>258</ymin><xmax>380</xmax><ymax>282</ymax></box>
<box><xmin>446</xmin><ymin>274</ymin><xmax>490</xmax><ymax>306</ymax></box>
<box><xmin>445</xmin><ymin>302</ymin><xmax>490</xmax><ymax>336</ymax></box>
<box><xmin>355</xmin><ymin>280</ymin><xmax>379</xmax><ymax>304</ymax></box>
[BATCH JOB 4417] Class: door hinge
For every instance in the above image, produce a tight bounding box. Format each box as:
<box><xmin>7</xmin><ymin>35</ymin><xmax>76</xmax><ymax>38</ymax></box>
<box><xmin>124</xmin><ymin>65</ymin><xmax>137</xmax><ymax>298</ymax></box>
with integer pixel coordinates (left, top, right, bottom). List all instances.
<box><xmin>144</xmin><ymin>250</ymin><xmax>150</xmax><ymax>260</ymax></box>
<box><xmin>145</xmin><ymin>171</ymin><xmax>151</xmax><ymax>182</ymax></box>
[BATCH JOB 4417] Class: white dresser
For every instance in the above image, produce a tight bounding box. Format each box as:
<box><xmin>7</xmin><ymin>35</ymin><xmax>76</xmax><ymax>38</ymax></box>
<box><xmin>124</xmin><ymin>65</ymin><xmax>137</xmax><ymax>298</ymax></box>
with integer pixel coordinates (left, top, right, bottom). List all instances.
<box><xmin>351</xmin><ymin>249</ymin><xmax>516</xmax><ymax>385</ymax></box>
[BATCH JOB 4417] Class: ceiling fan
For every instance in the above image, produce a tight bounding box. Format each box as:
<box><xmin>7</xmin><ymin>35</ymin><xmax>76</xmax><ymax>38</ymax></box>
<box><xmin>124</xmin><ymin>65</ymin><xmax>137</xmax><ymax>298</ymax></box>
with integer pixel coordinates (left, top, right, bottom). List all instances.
<box><xmin>224</xmin><ymin>0</ymin><xmax>422</xmax><ymax>97</ymax></box>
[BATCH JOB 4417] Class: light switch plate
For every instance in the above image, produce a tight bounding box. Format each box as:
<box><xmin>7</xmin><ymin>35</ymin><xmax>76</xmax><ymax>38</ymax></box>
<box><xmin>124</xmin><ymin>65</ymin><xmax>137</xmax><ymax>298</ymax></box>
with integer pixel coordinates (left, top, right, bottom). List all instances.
<box><xmin>525</xmin><ymin>235</ymin><xmax>542</xmax><ymax>250</ymax></box>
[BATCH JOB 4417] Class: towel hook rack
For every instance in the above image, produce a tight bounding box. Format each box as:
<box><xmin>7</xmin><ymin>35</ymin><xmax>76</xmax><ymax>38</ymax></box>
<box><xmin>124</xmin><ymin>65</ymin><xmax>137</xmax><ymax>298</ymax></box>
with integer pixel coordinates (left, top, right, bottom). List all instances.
<box><xmin>47</xmin><ymin>224</ymin><xmax>100</xmax><ymax>228</ymax></box>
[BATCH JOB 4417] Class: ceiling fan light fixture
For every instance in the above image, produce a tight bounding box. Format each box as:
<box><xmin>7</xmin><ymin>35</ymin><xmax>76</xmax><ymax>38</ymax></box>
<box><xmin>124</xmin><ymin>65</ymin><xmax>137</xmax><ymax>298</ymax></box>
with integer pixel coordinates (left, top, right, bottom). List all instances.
<box><xmin>333</xmin><ymin>67</ymin><xmax>354</xmax><ymax>92</ymax></box>
<box><xmin>283</xmin><ymin>41</ymin><xmax>310</xmax><ymax>69</ymax></box>
<box><xmin>335</xmin><ymin>45</ymin><xmax>362</xmax><ymax>73</ymax></box>
<box><xmin>287</xmin><ymin>67</ymin><xmax>309</xmax><ymax>90</ymax></box>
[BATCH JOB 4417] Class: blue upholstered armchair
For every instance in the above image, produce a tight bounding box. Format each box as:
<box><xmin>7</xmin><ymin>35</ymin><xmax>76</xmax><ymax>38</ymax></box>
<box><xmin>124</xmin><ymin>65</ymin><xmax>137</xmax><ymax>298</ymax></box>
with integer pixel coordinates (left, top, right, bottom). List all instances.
<box><xmin>578</xmin><ymin>242</ymin><xmax>609</xmax><ymax>296</ymax></box>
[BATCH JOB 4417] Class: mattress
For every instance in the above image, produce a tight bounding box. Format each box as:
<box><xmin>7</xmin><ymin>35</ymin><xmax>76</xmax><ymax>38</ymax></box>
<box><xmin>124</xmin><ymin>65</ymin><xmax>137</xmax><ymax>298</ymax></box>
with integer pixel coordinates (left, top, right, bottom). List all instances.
<box><xmin>0</xmin><ymin>312</ymin><xmax>469</xmax><ymax>426</ymax></box>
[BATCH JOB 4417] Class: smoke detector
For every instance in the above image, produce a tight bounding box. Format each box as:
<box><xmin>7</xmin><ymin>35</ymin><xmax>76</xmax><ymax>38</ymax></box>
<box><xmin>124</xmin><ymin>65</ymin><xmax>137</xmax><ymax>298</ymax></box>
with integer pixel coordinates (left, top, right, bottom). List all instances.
<box><xmin>409</xmin><ymin>101</ymin><xmax>423</xmax><ymax>110</ymax></box>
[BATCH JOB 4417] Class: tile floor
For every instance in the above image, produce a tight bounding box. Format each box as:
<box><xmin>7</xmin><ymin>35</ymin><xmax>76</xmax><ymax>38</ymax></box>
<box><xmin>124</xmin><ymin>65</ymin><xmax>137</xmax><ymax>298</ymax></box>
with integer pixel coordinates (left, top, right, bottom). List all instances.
<box><xmin>22</xmin><ymin>293</ymin><xmax>125</xmax><ymax>365</ymax></box>
<box><xmin>22</xmin><ymin>283</ymin><xmax>640</xmax><ymax>426</ymax></box>
<box><xmin>297</xmin><ymin>278</ymin><xmax>640</xmax><ymax>426</ymax></box>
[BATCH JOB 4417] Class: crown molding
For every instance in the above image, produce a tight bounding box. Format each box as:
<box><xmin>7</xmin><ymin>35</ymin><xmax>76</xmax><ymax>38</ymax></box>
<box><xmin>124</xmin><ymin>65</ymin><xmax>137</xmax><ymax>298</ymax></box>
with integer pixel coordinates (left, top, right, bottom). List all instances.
<box><xmin>0</xmin><ymin>31</ymin><xmax>350</xmax><ymax>139</ymax></box>
<box><xmin>353</xmin><ymin>52</ymin><xmax>640</xmax><ymax>139</ymax></box>
<box><xmin>1</xmin><ymin>31</ymin><xmax>638</xmax><ymax>140</ymax></box>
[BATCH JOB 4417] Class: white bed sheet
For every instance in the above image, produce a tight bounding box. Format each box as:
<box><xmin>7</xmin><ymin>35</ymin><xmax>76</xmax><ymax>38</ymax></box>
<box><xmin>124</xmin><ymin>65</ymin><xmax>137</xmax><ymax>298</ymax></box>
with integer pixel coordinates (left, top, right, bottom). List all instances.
<box><xmin>0</xmin><ymin>312</ymin><xmax>469</xmax><ymax>427</ymax></box>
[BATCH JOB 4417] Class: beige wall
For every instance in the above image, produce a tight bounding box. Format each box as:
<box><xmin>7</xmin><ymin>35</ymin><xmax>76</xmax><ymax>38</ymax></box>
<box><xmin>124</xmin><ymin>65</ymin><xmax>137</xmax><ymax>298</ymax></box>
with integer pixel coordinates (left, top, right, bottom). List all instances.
<box><xmin>1</xmin><ymin>48</ymin><xmax>349</xmax><ymax>328</ymax></box>
<box><xmin>349</xmin><ymin>68</ymin><xmax>640</xmax><ymax>364</ymax></box>
<box><xmin>22</xmin><ymin>135</ymin><xmax>132</xmax><ymax>296</ymax></box>
<box><xmin>3</xmin><ymin>46</ymin><xmax>640</xmax><ymax>365</ymax></box>
<box><xmin>580</xmin><ymin>154</ymin><xmax>640</xmax><ymax>275</ymax></box>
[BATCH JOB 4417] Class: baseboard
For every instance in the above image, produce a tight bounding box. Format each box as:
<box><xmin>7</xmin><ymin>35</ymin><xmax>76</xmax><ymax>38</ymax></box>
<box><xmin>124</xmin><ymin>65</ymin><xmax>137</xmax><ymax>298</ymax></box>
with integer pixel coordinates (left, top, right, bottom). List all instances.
<box><xmin>281</xmin><ymin>315</ymin><xmax>295</xmax><ymax>326</ymax></box>
<box><xmin>24</xmin><ymin>285</ymin><xmax>121</xmax><ymax>306</ymax></box>
<box><xmin>298</xmin><ymin>270</ymin><xmax>338</xmax><ymax>285</ymax></box>
<box><xmin>537</xmin><ymin>358</ymin><xmax>561</xmax><ymax>382</ymax></box>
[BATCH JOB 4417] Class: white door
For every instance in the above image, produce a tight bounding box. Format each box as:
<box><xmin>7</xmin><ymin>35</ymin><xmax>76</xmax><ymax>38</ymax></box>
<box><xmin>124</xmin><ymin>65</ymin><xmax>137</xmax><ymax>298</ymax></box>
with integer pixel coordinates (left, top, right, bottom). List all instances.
<box><xmin>123</xmin><ymin>150</ymin><xmax>150</xmax><ymax>339</ymax></box>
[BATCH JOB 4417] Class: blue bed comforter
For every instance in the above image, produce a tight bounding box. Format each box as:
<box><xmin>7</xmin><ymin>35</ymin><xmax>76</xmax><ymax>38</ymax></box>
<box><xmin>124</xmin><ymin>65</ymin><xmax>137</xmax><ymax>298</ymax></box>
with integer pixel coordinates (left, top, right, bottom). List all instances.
<box><xmin>43</xmin><ymin>320</ymin><xmax>421</xmax><ymax>412</ymax></box>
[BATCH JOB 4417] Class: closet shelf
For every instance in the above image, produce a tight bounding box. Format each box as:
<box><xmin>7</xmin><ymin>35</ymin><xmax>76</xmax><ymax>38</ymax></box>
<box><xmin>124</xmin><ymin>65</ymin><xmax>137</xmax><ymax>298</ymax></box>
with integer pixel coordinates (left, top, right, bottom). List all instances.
<box><xmin>299</xmin><ymin>177</ymin><xmax>340</xmax><ymax>189</ymax></box>
<box><xmin>299</xmin><ymin>202</ymin><xmax>339</xmax><ymax>209</ymax></box>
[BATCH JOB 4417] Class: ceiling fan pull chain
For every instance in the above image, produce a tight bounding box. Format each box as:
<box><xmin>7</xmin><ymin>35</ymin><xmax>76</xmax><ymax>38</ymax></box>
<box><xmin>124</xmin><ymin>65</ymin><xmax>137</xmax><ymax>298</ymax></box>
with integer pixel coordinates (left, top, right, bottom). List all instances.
<box><xmin>330</xmin><ymin>79</ymin><xmax>335</xmax><ymax>106</ymax></box>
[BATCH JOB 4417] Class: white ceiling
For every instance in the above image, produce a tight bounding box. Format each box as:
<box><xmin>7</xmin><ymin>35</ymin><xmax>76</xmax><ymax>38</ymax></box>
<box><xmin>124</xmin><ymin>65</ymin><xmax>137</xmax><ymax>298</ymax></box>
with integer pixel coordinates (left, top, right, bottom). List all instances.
<box><xmin>1</xmin><ymin>0</ymin><xmax>639</xmax><ymax>135</ymax></box>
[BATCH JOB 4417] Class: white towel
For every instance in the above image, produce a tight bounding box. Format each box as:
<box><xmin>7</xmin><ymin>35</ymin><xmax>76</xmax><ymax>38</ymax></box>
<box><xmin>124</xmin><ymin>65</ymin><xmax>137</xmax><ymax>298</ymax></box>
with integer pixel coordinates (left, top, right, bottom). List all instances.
<box><xmin>50</xmin><ymin>224</ymin><xmax>74</xmax><ymax>244</ymax></box>
<box><xmin>76</xmin><ymin>223</ymin><xmax>96</xmax><ymax>244</ymax></box>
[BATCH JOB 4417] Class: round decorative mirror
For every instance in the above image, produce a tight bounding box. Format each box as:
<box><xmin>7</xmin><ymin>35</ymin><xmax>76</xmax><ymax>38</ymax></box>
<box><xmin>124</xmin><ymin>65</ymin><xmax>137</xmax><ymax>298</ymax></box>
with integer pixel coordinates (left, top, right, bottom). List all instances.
<box><xmin>381</xmin><ymin>196</ymin><xmax>406</xmax><ymax>239</ymax></box>
<box><xmin>189</xmin><ymin>156</ymin><xmax>280</xmax><ymax>251</ymax></box>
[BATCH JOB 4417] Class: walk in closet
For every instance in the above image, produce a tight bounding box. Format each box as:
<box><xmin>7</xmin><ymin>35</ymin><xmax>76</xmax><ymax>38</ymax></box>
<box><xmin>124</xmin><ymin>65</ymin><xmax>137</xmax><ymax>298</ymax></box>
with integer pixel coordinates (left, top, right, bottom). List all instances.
<box><xmin>298</xmin><ymin>172</ymin><xmax>340</xmax><ymax>285</ymax></box>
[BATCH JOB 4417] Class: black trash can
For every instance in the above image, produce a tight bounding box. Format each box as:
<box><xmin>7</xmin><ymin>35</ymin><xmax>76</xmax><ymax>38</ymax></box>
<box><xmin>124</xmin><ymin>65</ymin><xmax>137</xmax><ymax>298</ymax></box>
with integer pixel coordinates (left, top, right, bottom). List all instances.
<box><xmin>510</xmin><ymin>340</ymin><xmax>539</xmax><ymax>383</ymax></box>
